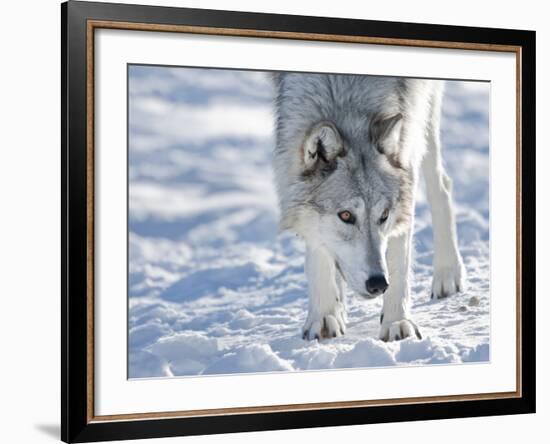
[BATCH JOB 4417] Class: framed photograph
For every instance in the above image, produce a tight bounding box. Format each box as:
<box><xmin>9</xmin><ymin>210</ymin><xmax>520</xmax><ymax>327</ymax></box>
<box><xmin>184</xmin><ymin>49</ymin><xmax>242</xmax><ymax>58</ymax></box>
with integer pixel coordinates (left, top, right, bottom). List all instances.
<box><xmin>61</xmin><ymin>1</ymin><xmax>535</xmax><ymax>442</ymax></box>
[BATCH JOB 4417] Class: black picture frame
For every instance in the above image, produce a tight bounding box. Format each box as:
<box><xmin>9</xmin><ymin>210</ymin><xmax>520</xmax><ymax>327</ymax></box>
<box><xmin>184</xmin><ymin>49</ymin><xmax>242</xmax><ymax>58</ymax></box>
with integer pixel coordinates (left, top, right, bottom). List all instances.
<box><xmin>61</xmin><ymin>1</ymin><xmax>536</xmax><ymax>442</ymax></box>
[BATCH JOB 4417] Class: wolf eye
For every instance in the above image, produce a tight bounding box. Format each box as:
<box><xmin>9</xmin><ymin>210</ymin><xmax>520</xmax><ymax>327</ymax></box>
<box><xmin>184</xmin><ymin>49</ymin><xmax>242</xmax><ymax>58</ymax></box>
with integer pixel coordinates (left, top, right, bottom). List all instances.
<box><xmin>338</xmin><ymin>210</ymin><xmax>355</xmax><ymax>224</ymax></box>
<box><xmin>379</xmin><ymin>208</ymin><xmax>390</xmax><ymax>224</ymax></box>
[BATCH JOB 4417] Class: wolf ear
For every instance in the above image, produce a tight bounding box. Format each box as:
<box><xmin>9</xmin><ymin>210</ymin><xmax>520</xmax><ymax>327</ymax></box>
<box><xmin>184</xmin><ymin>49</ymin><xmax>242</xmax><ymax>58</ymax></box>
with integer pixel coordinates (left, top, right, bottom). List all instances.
<box><xmin>302</xmin><ymin>122</ymin><xmax>345</xmax><ymax>172</ymax></box>
<box><xmin>370</xmin><ymin>113</ymin><xmax>403</xmax><ymax>156</ymax></box>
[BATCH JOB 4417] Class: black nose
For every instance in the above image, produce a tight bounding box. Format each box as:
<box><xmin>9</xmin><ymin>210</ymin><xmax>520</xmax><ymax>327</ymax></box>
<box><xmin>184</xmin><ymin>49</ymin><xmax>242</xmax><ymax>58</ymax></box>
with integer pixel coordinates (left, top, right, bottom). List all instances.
<box><xmin>366</xmin><ymin>275</ymin><xmax>389</xmax><ymax>296</ymax></box>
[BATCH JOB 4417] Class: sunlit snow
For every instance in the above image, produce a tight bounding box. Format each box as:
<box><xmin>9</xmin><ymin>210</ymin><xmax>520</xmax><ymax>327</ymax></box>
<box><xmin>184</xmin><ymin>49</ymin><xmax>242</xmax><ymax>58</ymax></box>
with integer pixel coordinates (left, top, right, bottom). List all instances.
<box><xmin>128</xmin><ymin>66</ymin><xmax>490</xmax><ymax>378</ymax></box>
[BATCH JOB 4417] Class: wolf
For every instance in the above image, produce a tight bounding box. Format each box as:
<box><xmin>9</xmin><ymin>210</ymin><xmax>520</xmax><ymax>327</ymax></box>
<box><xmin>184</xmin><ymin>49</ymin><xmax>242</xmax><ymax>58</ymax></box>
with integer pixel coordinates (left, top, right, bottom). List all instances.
<box><xmin>272</xmin><ymin>73</ymin><xmax>466</xmax><ymax>341</ymax></box>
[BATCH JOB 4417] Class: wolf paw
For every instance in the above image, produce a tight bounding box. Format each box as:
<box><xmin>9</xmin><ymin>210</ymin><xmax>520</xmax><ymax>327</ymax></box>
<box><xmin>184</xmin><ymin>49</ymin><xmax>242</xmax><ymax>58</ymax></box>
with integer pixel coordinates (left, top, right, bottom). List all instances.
<box><xmin>379</xmin><ymin>319</ymin><xmax>422</xmax><ymax>342</ymax></box>
<box><xmin>302</xmin><ymin>305</ymin><xmax>346</xmax><ymax>341</ymax></box>
<box><xmin>431</xmin><ymin>260</ymin><xmax>466</xmax><ymax>300</ymax></box>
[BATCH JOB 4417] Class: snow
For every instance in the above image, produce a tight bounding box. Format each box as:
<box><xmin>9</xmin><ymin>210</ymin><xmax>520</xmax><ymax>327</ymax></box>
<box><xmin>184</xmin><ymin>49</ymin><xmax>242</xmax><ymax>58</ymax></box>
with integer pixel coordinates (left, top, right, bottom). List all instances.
<box><xmin>128</xmin><ymin>65</ymin><xmax>490</xmax><ymax>378</ymax></box>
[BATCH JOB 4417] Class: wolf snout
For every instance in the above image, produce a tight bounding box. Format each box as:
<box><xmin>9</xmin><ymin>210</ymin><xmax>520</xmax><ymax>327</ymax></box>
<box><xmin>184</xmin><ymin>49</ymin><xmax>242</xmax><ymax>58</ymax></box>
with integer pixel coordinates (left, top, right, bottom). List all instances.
<box><xmin>366</xmin><ymin>275</ymin><xmax>389</xmax><ymax>296</ymax></box>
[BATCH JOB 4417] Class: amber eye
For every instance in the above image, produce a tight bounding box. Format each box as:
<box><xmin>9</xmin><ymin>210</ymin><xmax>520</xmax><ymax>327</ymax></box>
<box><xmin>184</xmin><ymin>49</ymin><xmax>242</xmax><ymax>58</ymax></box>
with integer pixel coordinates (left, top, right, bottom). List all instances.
<box><xmin>338</xmin><ymin>210</ymin><xmax>355</xmax><ymax>224</ymax></box>
<box><xmin>379</xmin><ymin>208</ymin><xmax>390</xmax><ymax>224</ymax></box>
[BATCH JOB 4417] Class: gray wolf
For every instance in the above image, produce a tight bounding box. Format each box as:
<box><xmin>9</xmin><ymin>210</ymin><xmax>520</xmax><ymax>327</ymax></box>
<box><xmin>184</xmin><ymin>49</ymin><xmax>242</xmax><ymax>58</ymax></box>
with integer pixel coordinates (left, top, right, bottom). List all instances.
<box><xmin>272</xmin><ymin>73</ymin><xmax>465</xmax><ymax>341</ymax></box>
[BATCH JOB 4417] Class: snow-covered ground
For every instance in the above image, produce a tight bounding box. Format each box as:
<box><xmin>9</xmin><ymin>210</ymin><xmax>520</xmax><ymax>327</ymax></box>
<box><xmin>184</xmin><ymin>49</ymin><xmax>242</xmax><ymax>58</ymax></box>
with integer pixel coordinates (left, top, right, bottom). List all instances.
<box><xmin>128</xmin><ymin>66</ymin><xmax>490</xmax><ymax>378</ymax></box>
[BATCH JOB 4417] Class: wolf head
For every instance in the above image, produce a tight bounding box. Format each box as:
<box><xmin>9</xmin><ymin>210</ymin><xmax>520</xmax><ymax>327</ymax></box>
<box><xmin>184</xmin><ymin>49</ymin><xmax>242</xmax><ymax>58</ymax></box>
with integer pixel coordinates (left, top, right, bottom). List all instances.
<box><xmin>272</xmin><ymin>73</ymin><xmax>416</xmax><ymax>298</ymax></box>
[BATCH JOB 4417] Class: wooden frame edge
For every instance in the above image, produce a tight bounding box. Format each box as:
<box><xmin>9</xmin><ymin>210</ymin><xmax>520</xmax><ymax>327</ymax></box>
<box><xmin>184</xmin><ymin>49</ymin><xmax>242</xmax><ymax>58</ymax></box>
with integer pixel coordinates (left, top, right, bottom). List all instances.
<box><xmin>86</xmin><ymin>18</ymin><xmax>95</xmax><ymax>424</ymax></box>
<box><xmin>90</xmin><ymin>391</ymin><xmax>520</xmax><ymax>423</ymax></box>
<box><xmin>89</xmin><ymin>19</ymin><xmax>521</xmax><ymax>52</ymax></box>
<box><xmin>515</xmin><ymin>46</ymin><xmax>523</xmax><ymax>399</ymax></box>
<box><xmin>84</xmin><ymin>18</ymin><xmax>525</xmax><ymax>425</ymax></box>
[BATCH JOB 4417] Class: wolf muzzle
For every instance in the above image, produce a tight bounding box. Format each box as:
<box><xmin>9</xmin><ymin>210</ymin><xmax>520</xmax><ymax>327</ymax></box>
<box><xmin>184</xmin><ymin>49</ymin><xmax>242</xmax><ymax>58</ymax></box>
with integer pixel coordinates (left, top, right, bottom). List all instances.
<box><xmin>365</xmin><ymin>274</ymin><xmax>389</xmax><ymax>297</ymax></box>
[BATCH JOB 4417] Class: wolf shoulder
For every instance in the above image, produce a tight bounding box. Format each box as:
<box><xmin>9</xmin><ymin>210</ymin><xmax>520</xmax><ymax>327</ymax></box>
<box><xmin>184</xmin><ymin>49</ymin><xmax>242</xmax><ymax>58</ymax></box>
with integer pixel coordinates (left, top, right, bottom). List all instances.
<box><xmin>272</xmin><ymin>73</ymin><xmax>443</xmax><ymax>117</ymax></box>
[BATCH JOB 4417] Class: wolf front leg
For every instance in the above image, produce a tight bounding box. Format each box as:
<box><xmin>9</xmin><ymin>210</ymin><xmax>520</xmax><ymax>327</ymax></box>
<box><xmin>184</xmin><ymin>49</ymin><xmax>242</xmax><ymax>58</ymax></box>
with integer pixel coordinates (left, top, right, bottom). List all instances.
<box><xmin>302</xmin><ymin>244</ymin><xmax>346</xmax><ymax>340</ymax></box>
<box><xmin>423</xmin><ymin>95</ymin><xmax>466</xmax><ymax>299</ymax></box>
<box><xmin>379</xmin><ymin>230</ymin><xmax>422</xmax><ymax>341</ymax></box>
